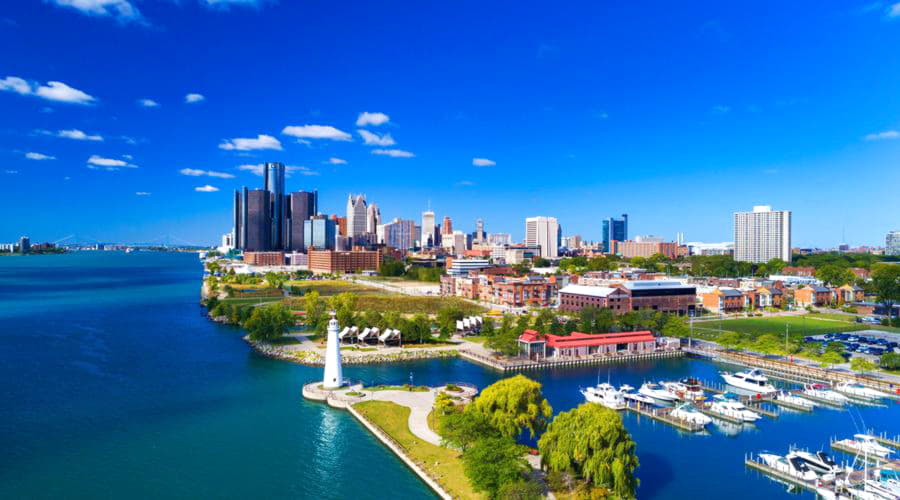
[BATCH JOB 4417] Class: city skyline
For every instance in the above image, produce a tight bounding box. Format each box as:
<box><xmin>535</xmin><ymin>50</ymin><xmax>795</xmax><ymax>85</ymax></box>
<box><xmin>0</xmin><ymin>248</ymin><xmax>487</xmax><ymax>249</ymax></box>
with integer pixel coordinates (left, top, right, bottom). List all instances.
<box><xmin>3</xmin><ymin>1</ymin><xmax>900</xmax><ymax>246</ymax></box>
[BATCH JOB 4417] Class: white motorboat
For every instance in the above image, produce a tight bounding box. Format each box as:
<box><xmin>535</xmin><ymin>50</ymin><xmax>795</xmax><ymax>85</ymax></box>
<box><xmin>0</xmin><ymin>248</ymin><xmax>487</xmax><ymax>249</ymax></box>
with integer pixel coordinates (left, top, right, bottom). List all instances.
<box><xmin>790</xmin><ymin>449</ymin><xmax>843</xmax><ymax>476</ymax></box>
<box><xmin>835</xmin><ymin>381</ymin><xmax>890</xmax><ymax>401</ymax></box>
<box><xmin>670</xmin><ymin>403</ymin><xmax>712</xmax><ymax>426</ymax></box>
<box><xmin>661</xmin><ymin>378</ymin><xmax>706</xmax><ymax>402</ymax></box>
<box><xmin>758</xmin><ymin>452</ymin><xmax>819</xmax><ymax>481</ymax></box>
<box><xmin>619</xmin><ymin>384</ymin><xmax>657</xmax><ymax>405</ymax></box>
<box><xmin>720</xmin><ymin>369</ymin><xmax>777</xmax><ymax>394</ymax></box>
<box><xmin>708</xmin><ymin>394</ymin><xmax>761</xmax><ymax>422</ymax></box>
<box><xmin>639</xmin><ymin>382</ymin><xmax>680</xmax><ymax>402</ymax></box>
<box><xmin>776</xmin><ymin>390</ymin><xmax>816</xmax><ymax>409</ymax></box>
<box><xmin>834</xmin><ymin>435</ymin><xmax>893</xmax><ymax>459</ymax></box>
<box><xmin>581</xmin><ymin>383</ymin><xmax>626</xmax><ymax>410</ymax></box>
<box><xmin>803</xmin><ymin>384</ymin><xmax>849</xmax><ymax>405</ymax></box>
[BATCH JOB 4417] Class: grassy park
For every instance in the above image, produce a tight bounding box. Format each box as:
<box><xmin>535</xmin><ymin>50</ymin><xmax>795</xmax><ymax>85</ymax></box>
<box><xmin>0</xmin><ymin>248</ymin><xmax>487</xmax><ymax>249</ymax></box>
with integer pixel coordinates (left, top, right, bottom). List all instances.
<box><xmin>353</xmin><ymin>401</ymin><xmax>480</xmax><ymax>499</ymax></box>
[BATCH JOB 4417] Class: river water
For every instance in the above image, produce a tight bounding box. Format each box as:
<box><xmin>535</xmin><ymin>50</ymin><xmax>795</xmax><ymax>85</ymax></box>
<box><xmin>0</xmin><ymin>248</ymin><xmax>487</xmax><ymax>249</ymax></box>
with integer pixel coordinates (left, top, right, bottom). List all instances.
<box><xmin>1</xmin><ymin>251</ymin><xmax>896</xmax><ymax>498</ymax></box>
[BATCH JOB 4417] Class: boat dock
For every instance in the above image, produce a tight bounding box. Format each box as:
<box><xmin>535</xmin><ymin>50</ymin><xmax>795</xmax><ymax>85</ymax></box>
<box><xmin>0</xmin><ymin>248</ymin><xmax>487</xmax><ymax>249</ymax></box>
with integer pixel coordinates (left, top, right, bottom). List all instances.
<box><xmin>459</xmin><ymin>348</ymin><xmax>683</xmax><ymax>372</ymax></box>
<box><xmin>764</xmin><ymin>394</ymin><xmax>813</xmax><ymax>412</ymax></box>
<box><xmin>623</xmin><ymin>400</ymin><xmax>705</xmax><ymax>433</ymax></box>
<box><xmin>829</xmin><ymin>440</ymin><xmax>893</xmax><ymax>465</ymax></box>
<box><xmin>873</xmin><ymin>432</ymin><xmax>900</xmax><ymax>450</ymax></box>
<box><xmin>697</xmin><ymin>405</ymin><xmax>745</xmax><ymax>424</ymax></box>
<box><xmin>744</xmin><ymin>454</ymin><xmax>824</xmax><ymax>493</ymax></box>
<box><xmin>795</xmin><ymin>392</ymin><xmax>846</xmax><ymax>408</ymax></box>
<box><xmin>743</xmin><ymin>400</ymin><xmax>778</xmax><ymax>419</ymax></box>
<box><xmin>696</xmin><ymin>380</ymin><xmax>778</xmax><ymax>418</ymax></box>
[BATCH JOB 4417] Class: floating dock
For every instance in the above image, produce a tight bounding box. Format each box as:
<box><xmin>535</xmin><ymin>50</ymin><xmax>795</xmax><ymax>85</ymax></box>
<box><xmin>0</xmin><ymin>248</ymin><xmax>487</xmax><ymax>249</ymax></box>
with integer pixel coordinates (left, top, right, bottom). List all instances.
<box><xmin>829</xmin><ymin>440</ymin><xmax>892</xmax><ymax>466</ymax></box>
<box><xmin>764</xmin><ymin>395</ymin><xmax>813</xmax><ymax>412</ymax></box>
<box><xmin>873</xmin><ymin>433</ymin><xmax>900</xmax><ymax>450</ymax></box>
<box><xmin>744</xmin><ymin>455</ymin><xmax>822</xmax><ymax>492</ymax></box>
<box><xmin>624</xmin><ymin>400</ymin><xmax>705</xmax><ymax>433</ymax></box>
<box><xmin>697</xmin><ymin>405</ymin><xmax>745</xmax><ymax>424</ymax></box>
<box><xmin>796</xmin><ymin>392</ymin><xmax>846</xmax><ymax>408</ymax></box>
<box><xmin>460</xmin><ymin>349</ymin><xmax>684</xmax><ymax>372</ymax></box>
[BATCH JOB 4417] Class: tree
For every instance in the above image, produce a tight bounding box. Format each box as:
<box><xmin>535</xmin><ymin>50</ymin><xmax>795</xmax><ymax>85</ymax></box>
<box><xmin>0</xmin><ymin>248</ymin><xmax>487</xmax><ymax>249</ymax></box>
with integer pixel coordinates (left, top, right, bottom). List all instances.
<box><xmin>304</xmin><ymin>290</ymin><xmax>328</xmax><ymax>334</ymax></box>
<box><xmin>766</xmin><ymin>258</ymin><xmax>787</xmax><ymax>275</ymax></box>
<box><xmin>496</xmin><ymin>480</ymin><xmax>543</xmax><ymax>500</ymax></box>
<box><xmin>462</xmin><ymin>437</ymin><xmax>530</xmax><ymax>499</ymax></box>
<box><xmin>439</xmin><ymin>409</ymin><xmax>499</xmax><ymax>452</ymax></box>
<box><xmin>871</xmin><ymin>264</ymin><xmax>900</xmax><ymax>320</ymax></box>
<box><xmin>880</xmin><ymin>352</ymin><xmax>900</xmax><ymax>370</ymax></box>
<box><xmin>850</xmin><ymin>357</ymin><xmax>876</xmax><ymax>374</ymax></box>
<box><xmin>538</xmin><ymin>403</ymin><xmax>639</xmax><ymax>499</ymax></box>
<box><xmin>579</xmin><ymin>307</ymin><xmax>615</xmax><ymax>334</ymax></box>
<box><xmin>816</xmin><ymin>264</ymin><xmax>855</xmax><ymax>287</ymax></box>
<box><xmin>244</xmin><ymin>303</ymin><xmax>293</xmax><ymax>341</ymax></box>
<box><xmin>533</xmin><ymin>309</ymin><xmax>555</xmax><ymax>332</ymax></box>
<box><xmin>819</xmin><ymin>351</ymin><xmax>845</xmax><ymax>367</ymax></box>
<box><xmin>466</xmin><ymin>375</ymin><xmax>553</xmax><ymax>439</ymax></box>
<box><xmin>481</xmin><ymin>318</ymin><xmax>496</xmax><ymax>337</ymax></box>
<box><xmin>661</xmin><ymin>315</ymin><xmax>689</xmax><ymax>338</ymax></box>
<box><xmin>753</xmin><ymin>334</ymin><xmax>781</xmax><ymax>354</ymax></box>
<box><xmin>436</xmin><ymin>305</ymin><xmax>464</xmax><ymax>336</ymax></box>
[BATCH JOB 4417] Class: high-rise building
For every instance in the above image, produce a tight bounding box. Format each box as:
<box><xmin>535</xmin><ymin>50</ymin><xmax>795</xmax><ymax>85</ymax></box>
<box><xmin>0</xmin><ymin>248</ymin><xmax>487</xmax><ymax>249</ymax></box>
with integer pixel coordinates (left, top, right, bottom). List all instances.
<box><xmin>601</xmin><ymin>214</ymin><xmax>628</xmax><ymax>253</ymax></box>
<box><xmin>330</xmin><ymin>215</ymin><xmax>347</xmax><ymax>237</ymax></box>
<box><xmin>441</xmin><ymin>216</ymin><xmax>453</xmax><ymax>235</ymax></box>
<box><xmin>442</xmin><ymin>230</ymin><xmax>468</xmax><ymax>255</ymax></box>
<box><xmin>421</xmin><ymin>210</ymin><xmax>436</xmax><ymax>247</ymax></box>
<box><xmin>366</xmin><ymin>203</ymin><xmax>381</xmax><ymax>234</ymax></box>
<box><xmin>288</xmin><ymin>190</ymin><xmax>317</xmax><ymax>251</ymax></box>
<box><xmin>240</xmin><ymin>187</ymin><xmax>249</xmax><ymax>249</ymax></box>
<box><xmin>473</xmin><ymin>218</ymin><xmax>486</xmax><ymax>243</ymax></box>
<box><xmin>346</xmin><ymin>194</ymin><xmax>367</xmax><ymax>238</ymax></box>
<box><xmin>383</xmin><ymin>218</ymin><xmax>417</xmax><ymax>250</ymax></box>
<box><xmin>886</xmin><ymin>230</ymin><xmax>900</xmax><ymax>256</ymax></box>
<box><xmin>733</xmin><ymin>205</ymin><xmax>792</xmax><ymax>263</ymax></box>
<box><xmin>525</xmin><ymin>216</ymin><xmax>560</xmax><ymax>259</ymax></box>
<box><xmin>18</xmin><ymin>236</ymin><xmax>30</xmax><ymax>254</ymax></box>
<box><xmin>488</xmin><ymin>233</ymin><xmax>512</xmax><ymax>246</ymax></box>
<box><xmin>245</xmin><ymin>189</ymin><xmax>271</xmax><ymax>251</ymax></box>
<box><xmin>233</xmin><ymin>189</ymin><xmax>243</xmax><ymax>249</ymax></box>
<box><xmin>264</xmin><ymin>162</ymin><xmax>286</xmax><ymax>250</ymax></box>
<box><xmin>304</xmin><ymin>215</ymin><xmax>336</xmax><ymax>250</ymax></box>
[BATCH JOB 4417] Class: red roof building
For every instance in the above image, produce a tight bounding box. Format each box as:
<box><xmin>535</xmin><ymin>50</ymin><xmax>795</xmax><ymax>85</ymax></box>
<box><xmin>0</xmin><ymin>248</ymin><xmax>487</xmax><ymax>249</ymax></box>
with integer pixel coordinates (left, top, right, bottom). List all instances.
<box><xmin>517</xmin><ymin>329</ymin><xmax>657</xmax><ymax>360</ymax></box>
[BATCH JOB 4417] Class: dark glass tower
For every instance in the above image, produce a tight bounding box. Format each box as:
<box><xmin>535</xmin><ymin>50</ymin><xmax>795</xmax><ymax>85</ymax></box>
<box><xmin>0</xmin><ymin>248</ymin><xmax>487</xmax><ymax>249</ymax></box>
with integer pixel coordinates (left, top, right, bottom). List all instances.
<box><xmin>288</xmin><ymin>190</ymin><xmax>318</xmax><ymax>251</ymax></box>
<box><xmin>602</xmin><ymin>214</ymin><xmax>628</xmax><ymax>253</ymax></box>
<box><xmin>264</xmin><ymin>162</ymin><xmax>286</xmax><ymax>250</ymax></box>
<box><xmin>233</xmin><ymin>189</ymin><xmax>243</xmax><ymax>249</ymax></box>
<box><xmin>245</xmin><ymin>189</ymin><xmax>271</xmax><ymax>251</ymax></box>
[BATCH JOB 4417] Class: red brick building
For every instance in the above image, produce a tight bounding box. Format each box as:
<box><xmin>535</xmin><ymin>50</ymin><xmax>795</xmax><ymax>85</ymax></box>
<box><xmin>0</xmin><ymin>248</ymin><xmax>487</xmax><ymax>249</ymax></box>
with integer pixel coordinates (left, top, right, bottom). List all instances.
<box><xmin>308</xmin><ymin>249</ymin><xmax>381</xmax><ymax>274</ymax></box>
<box><xmin>518</xmin><ymin>329</ymin><xmax>657</xmax><ymax>360</ymax></box>
<box><xmin>701</xmin><ymin>288</ymin><xmax>744</xmax><ymax>312</ymax></box>
<box><xmin>243</xmin><ymin>251</ymin><xmax>285</xmax><ymax>266</ymax></box>
<box><xmin>558</xmin><ymin>281</ymin><xmax>696</xmax><ymax>315</ymax></box>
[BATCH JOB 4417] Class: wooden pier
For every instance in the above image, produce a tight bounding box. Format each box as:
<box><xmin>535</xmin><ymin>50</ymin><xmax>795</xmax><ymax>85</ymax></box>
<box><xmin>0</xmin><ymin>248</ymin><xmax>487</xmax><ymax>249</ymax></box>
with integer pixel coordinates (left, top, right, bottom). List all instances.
<box><xmin>873</xmin><ymin>432</ymin><xmax>900</xmax><ymax>450</ymax></box>
<box><xmin>744</xmin><ymin>455</ymin><xmax>822</xmax><ymax>492</ymax></box>
<box><xmin>697</xmin><ymin>380</ymin><xmax>778</xmax><ymax>418</ymax></box>
<box><xmin>459</xmin><ymin>348</ymin><xmax>683</xmax><ymax>372</ymax></box>
<box><xmin>830</xmin><ymin>440</ymin><xmax>893</xmax><ymax>465</ymax></box>
<box><xmin>764</xmin><ymin>394</ymin><xmax>813</xmax><ymax>412</ymax></box>
<box><xmin>743</xmin><ymin>400</ymin><xmax>778</xmax><ymax>419</ymax></box>
<box><xmin>624</xmin><ymin>400</ymin><xmax>705</xmax><ymax>433</ymax></box>
<box><xmin>796</xmin><ymin>392</ymin><xmax>846</xmax><ymax>408</ymax></box>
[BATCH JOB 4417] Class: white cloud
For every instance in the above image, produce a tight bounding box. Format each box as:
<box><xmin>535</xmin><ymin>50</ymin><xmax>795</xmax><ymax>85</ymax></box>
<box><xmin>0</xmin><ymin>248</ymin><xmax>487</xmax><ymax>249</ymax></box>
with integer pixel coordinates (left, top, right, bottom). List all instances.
<box><xmin>204</xmin><ymin>0</ymin><xmax>264</xmax><ymax>7</ymax></box>
<box><xmin>87</xmin><ymin>155</ymin><xmax>137</xmax><ymax>170</ymax></box>
<box><xmin>358</xmin><ymin>129</ymin><xmax>396</xmax><ymax>146</ymax></box>
<box><xmin>238</xmin><ymin>163</ymin><xmax>264</xmax><ymax>176</ymax></box>
<box><xmin>219</xmin><ymin>134</ymin><xmax>282</xmax><ymax>151</ymax></box>
<box><xmin>0</xmin><ymin>76</ymin><xmax>96</xmax><ymax>105</ymax></box>
<box><xmin>50</xmin><ymin>0</ymin><xmax>141</xmax><ymax>22</ymax></box>
<box><xmin>185</xmin><ymin>93</ymin><xmax>205</xmax><ymax>103</ymax></box>
<box><xmin>865</xmin><ymin>130</ymin><xmax>900</xmax><ymax>141</ymax></box>
<box><xmin>286</xmin><ymin>165</ymin><xmax>319</xmax><ymax>177</ymax></box>
<box><xmin>138</xmin><ymin>98</ymin><xmax>159</xmax><ymax>107</ymax></box>
<box><xmin>195</xmin><ymin>185</ymin><xmax>219</xmax><ymax>192</ymax></box>
<box><xmin>372</xmin><ymin>149</ymin><xmax>414</xmax><ymax>158</ymax></box>
<box><xmin>135</xmin><ymin>191</ymin><xmax>151</xmax><ymax>196</ymax></box>
<box><xmin>472</xmin><ymin>158</ymin><xmax>496</xmax><ymax>167</ymax></box>
<box><xmin>179</xmin><ymin>168</ymin><xmax>235</xmax><ymax>178</ymax></box>
<box><xmin>326</xmin><ymin>157</ymin><xmax>347</xmax><ymax>165</ymax></box>
<box><xmin>5</xmin><ymin>170</ymin><xmax>19</xmax><ymax>174</ymax></box>
<box><xmin>38</xmin><ymin>129</ymin><xmax>104</xmax><ymax>141</ymax></box>
<box><xmin>889</xmin><ymin>3</ymin><xmax>900</xmax><ymax>17</ymax></box>
<box><xmin>356</xmin><ymin>111</ymin><xmax>390</xmax><ymax>127</ymax></box>
<box><xmin>25</xmin><ymin>152</ymin><xmax>56</xmax><ymax>161</ymax></box>
<box><xmin>282</xmin><ymin>124</ymin><xmax>352</xmax><ymax>141</ymax></box>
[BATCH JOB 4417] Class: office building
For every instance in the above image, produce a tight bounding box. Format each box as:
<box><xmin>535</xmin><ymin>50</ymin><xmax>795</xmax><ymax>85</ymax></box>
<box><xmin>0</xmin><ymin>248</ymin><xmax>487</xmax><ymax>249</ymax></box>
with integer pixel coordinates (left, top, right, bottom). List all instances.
<box><xmin>601</xmin><ymin>214</ymin><xmax>628</xmax><ymax>253</ymax></box>
<box><xmin>244</xmin><ymin>251</ymin><xmax>285</xmax><ymax>266</ymax></box>
<box><xmin>244</xmin><ymin>189</ymin><xmax>271</xmax><ymax>251</ymax></box>
<box><xmin>525</xmin><ymin>216</ymin><xmax>559</xmax><ymax>259</ymax></box>
<box><xmin>445</xmin><ymin>258</ymin><xmax>492</xmax><ymax>277</ymax></box>
<box><xmin>383</xmin><ymin>218</ymin><xmax>416</xmax><ymax>250</ymax></box>
<box><xmin>887</xmin><ymin>231</ymin><xmax>900</xmax><ymax>256</ymax></box>
<box><xmin>304</xmin><ymin>215</ymin><xmax>336</xmax><ymax>250</ymax></box>
<box><xmin>288</xmin><ymin>191</ymin><xmax>317</xmax><ymax>251</ymax></box>
<box><xmin>613</xmin><ymin>240</ymin><xmax>684</xmax><ymax>259</ymax></box>
<box><xmin>421</xmin><ymin>210</ymin><xmax>436</xmax><ymax>247</ymax></box>
<box><xmin>308</xmin><ymin>249</ymin><xmax>381</xmax><ymax>274</ymax></box>
<box><xmin>346</xmin><ymin>194</ymin><xmax>368</xmax><ymax>238</ymax></box>
<box><xmin>366</xmin><ymin>203</ymin><xmax>381</xmax><ymax>234</ymax></box>
<box><xmin>264</xmin><ymin>162</ymin><xmax>286</xmax><ymax>249</ymax></box>
<box><xmin>232</xmin><ymin>190</ymin><xmax>243</xmax><ymax>249</ymax></box>
<box><xmin>473</xmin><ymin>218</ymin><xmax>486</xmax><ymax>243</ymax></box>
<box><xmin>488</xmin><ymin>233</ymin><xmax>512</xmax><ymax>246</ymax></box>
<box><xmin>18</xmin><ymin>236</ymin><xmax>31</xmax><ymax>254</ymax></box>
<box><xmin>441</xmin><ymin>216</ymin><xmax>453</xmax><ymax>235</ymax></box>
<box><xmin>442</xmin><ymin>230</ymin><xmax>468</xmax><ymax>255</ymax></box>
<box><xmin>733</xmin><ymin>205</ymin><xmax>792</xmax><ymax>263</ymax></box>
<box><xmin>559</xmin><ymin>281</ymin><xmax>696</xmax><ymax>315</ymax></box>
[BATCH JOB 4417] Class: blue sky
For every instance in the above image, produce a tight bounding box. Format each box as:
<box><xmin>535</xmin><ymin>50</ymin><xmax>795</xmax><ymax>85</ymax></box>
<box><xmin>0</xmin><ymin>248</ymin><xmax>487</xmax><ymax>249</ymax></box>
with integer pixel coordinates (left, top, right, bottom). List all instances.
<box><xmin>2</xmin><ymin>1</ymin><xmax>900</xmax><ymax>247</ymax></box>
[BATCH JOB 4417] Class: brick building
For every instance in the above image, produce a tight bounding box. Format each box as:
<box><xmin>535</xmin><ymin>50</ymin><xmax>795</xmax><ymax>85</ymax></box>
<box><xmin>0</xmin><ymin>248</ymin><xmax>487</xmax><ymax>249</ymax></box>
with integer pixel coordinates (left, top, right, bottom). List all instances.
<box><xmin>518</xmin><ymin>329</ymin><xmax>657</xmax><ymax>360</ymax></box>
<box><xmin>612</xmin><ymin>240</ymin><xmax>686</xmax><ymax>259</ymax></box>
<box><xmin>558</xmin><ymin>280</ymin><xmax>696</xmax><ymax>315</ymax></box>
<box><xmin>308</xmin><ymin>249</ymin><xmax>381</xmax><ymax>274</ymax></box>
<box><xmin>558</xmin><ymin>284</ymin><xmax>630</xmax><ymax>314</ymax></box>
<box><xmin>794</xmin><ymin>285</ymin><xmax>833</xmax><ymax>307</ymax></box>
<box><xmin>243</xmin><ymin>251</ymin><xmax>285</xmax><ymax>266</ymax></box>
<box><xmin>701</xmin><ymin>288</ymin><xmax>744</xmax><ymax>313</ymax></box>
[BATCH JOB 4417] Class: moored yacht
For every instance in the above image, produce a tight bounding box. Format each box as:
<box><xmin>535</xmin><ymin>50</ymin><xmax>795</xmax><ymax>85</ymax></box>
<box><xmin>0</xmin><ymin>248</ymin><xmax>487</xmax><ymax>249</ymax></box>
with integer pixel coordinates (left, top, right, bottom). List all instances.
<box><xmin>790</xmin><ymin>449</ymin><xmax>843</xmax><ymax>476</ymax></box>
<box><xmin>834</xmin><ymin>435</ymin><xmax>893</xmax><ymax>459</ymax></box>
<box><xmin>758</xmin><ymin>452</ymin><xmax>820</xmax><ymax>481</ymax></box>
<box><xmin>720</xmin><ymin>368</ymin><xmax>777</xmax><ymax>394</ymax></box>
<box><xmin>708</xmin><ymin>394</ymin><xmax>761</xmax><ymax>422</ymax></box>
<box><xmin>661</xmin><ymin>378</ymin><xmax>706</xmax><ymax>401</ymax></box>
<box><xmin>776</xmin><ymin>390</ymin><xmax>816</xmax><ymax>409</ymax></box>
<box><xmin>834</xmin><ymin>381</ymin><xmax>890</xmax><ymax>401</ymax></box>
<box><xmin>639</xmin><ymin>382</ymin><xmax>680</xmax><ymax>402</ymax></box>
<box><xmin>619</xmin><ymin>384</ymin><xmax>656</xmax><ymax>405</ymax></box>
<box><xmin>802</xmin><ymin>384</ymin><xmax>849</xmax><ymax>405</ymax></box>
<box><xmin>581</xmin><ymin>383</ymin><xmax>626</xmax><ymax>410</ymax></box>
<box><xmin>670</xmin><ymin>402</ymin><xmax>712</xmax><ymax>426</ymax></box>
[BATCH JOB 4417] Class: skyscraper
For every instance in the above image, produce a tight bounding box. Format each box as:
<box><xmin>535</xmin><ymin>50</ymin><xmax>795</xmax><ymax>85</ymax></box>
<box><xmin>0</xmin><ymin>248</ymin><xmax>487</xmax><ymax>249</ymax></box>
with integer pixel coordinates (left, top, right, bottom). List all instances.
<box><xmin>264</xmin><ymin>162</ymin><xmax>286</xmax><ymax>249</ymax></box>
<box><xmin>601</xmin><ymin>214</ymin><xmax>628</xmax><ymax>253</ymax></box>
<box><xmin>288</xmin><ymin>190</ymin><xmax>317</xmax><ymax>251</ymax></box>
<box><xmin>304</xmin><ymin>215</ymin><xmax>336</xmax><ymax>250</ymax></box>
<box><xmin>366</xmin><ymin>203</ymin><xmax>381</xmax><ymax>234</ymax></box>
<box><xmin>421</xmin><ymin>210</ymin><xmax>435</xmax><ymax>247</ymax></box>
<box><xmin>442</xmin><ymin>216</ymin><xmax>453</xmax><ymax>235</ymax></box>
<box><xmin>245</xmin><ymin>189</ymin><xmax>271</xmax><ymax>251</ymax></box>
<box><xmin>733</xmin><ymin>205</ymin><xmax>792</xmax><ymax>263</ymax></box>
<box><xmin>473</xmin><ymin>218</ymin><xmax>486</xmax><ymax>243</ymax></box>
<box><xmin>885</xmin><ymin>231</ymin><xmax>900</xmax><ymax>256</ymax></box>
<box><xmin>233</xmin><ymin>189</ymin><xmax>242</xmax><ymax>249</ymax></box>
<box><xmin>383</xmin><ymin>218</ymin><xmax>417</xmax><ymax>250</ymax></box>
<box><xmin>525</xmin><ymin>216</ymin><xmax>560</xmax><ymax>258</ymax></box>
<box><xmin>346</xmin><ymin>194</ymin><xmax>367</xmax><ymax>238</ymax></box>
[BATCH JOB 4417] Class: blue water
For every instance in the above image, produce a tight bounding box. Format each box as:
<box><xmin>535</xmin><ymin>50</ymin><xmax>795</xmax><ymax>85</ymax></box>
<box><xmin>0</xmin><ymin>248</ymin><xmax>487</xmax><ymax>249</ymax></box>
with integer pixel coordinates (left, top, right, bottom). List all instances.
<box><xmin>1</xmin><ymin>252</ymin><xmax>897</xmax><ymax>499</ymax></box>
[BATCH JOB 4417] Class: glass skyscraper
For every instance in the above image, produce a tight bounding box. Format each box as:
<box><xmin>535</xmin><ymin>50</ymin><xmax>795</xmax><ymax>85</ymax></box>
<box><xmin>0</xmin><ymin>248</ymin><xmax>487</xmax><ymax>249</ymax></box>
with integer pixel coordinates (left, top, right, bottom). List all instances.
<box><xmin>602</xmin><ymin>214</ymin><xmax>628</xmax><ymax>253</ymax></box>
<box><xmin>264</xmin><ymin>162</ymin><xmax>286</xmax><ymax>250</ymax></box>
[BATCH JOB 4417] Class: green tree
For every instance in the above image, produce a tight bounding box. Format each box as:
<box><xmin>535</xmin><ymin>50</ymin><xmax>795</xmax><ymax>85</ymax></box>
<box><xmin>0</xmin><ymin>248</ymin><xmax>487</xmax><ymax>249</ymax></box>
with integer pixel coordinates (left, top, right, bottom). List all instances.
<box><xmin>880</xmin><ymin>352</ymin><xmax>900</xmax><ymax>370</ymax></box>
<box><xmin>816</xmin><ymin>264</ymin><xmax>855</xmax><ymax>287</ymax></box>
<box><xmin>661</xmin><ymin>315</ymin><xmax>689</xmax><ymax>338</ymax></box>
<box><xmin>436</xmin><ymin>305</ymin><xmax>464</xmax><ymax>336</ymax></box>
<box><xmin>439</xmin><ymin>409</ymin><xmax>499</xmax><ymax>452</ymax></box>
<box><xmin>578</xmin><ymin>307</ymin><xmax>615</xmax><ymax>334</ymax></box>
<box><xmin>462</xmin><ymin>437</ymin><xmax>529</xmax><ymax>499</ymax></box>
<box><xmin>766</xmin><ymin>258</ymin><xmax>787</xmax><ymax>275</ymax></box>
<box><xmin>481</xmin><ymin>318</ymin><xmax>496</xmax><ymax>337</ymax></box>
<box><xmin>538</xmin><ymin>403</ymin><xmax>639</xmax><ymax>499</ymax></box>
<box><xmin>466</xmin><ymin>375</ymin><xmax>552</xmax><ymax>439</ymax></box>
<box><xmin>819</xmin><ymin>351</ymin><xmax>845</xmax><ymax>367</ymax></box>
<box><xmin>850</xmin><ymin>357</ymin><xmax>876</xmax><ymax>374</ymax></box>
<box><xmin>753</xmin><ymin>334</ymin><xmax>781</xmax><ymax>354</ymax></box>
<box><xmin>244</xmin><ymin>303</ymin><xmax>293</xmax><ymax>341</ymax></box>
<box><xmin>563</xmin><ymin>319</ymin><xmax>579</xmax><ymax>335</ymax></box>
<box><xmin>496</xmin><ymin>480</ymin><xmax>543</xmax><ymax>500</ymax></box>
<box><xmin>303</xmin><ymin>290</ymin><xmax>327</xmax><ymax>333</ymax></box>
<box><xmin>870</xmin><ymin>264</ymin><xmax>900</xmax><ymax>320</ymax></box>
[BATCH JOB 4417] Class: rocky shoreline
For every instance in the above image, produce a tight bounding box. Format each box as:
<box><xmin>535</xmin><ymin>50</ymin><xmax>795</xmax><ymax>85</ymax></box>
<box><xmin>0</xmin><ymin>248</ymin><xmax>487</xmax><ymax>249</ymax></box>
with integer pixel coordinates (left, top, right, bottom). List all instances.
<box><xmin>245</xmin><ymin>337</ymin><xmax>460</xmax><ymax>366</ymax></box>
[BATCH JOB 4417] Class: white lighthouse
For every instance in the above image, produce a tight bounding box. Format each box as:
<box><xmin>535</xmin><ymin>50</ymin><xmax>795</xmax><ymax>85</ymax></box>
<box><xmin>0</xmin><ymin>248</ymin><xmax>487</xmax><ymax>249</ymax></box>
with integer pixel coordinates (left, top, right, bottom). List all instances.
<box><xmin>322</xmin><ymin>311</ymin><xmax>343</xmax><ymax>389</ymax></box>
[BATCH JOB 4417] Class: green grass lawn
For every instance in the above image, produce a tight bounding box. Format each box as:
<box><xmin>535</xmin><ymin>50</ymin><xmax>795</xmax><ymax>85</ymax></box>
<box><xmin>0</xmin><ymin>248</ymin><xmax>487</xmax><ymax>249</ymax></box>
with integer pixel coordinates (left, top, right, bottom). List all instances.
<box><xmin>354</xmin><ymin>401</ymin><xmax>481</xmax><ymax>499</ymax></box>
<box><xmin>461</xmin><ymin>336</ymin><xmax>488</xmax><ymax>345</ymax></box>
<box><xmin>355</xmin><ymin>295</ymin><xmax>486</xmax><ymax>316</ymax></box>
<box><xmin>219</xmin><ymin>297</ymin><xmax>284</xmax><ymax>306</ymax></box>
<box><xmin>285</xmin><ymin>280</ymin><xmax>383</xmax><ymax>297</ymax></box>
<box><xmin>710</xmin><ymin>316</ymin><xmax>869</xmax><ymax>337</ymax></box>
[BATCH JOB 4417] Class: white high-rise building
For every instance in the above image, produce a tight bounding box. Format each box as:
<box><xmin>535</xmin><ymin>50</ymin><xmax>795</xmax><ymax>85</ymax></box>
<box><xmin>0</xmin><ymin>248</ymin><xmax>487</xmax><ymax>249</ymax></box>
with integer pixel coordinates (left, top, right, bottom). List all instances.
<box><xmin>421</xmin><ymin>210</ymin><xmax>435</xmax><ymax>247</ymax></box>
<box><xmin>525</xmin><ymin>216</ymin><xmax>559</xmax><ymax>259</ymax></box>
<box><xmin>322</xmin><ymin>312</ymin><xmax>343</xmax><ymax>389</ymax></box>
<box><xmin>887</xmin><ymin>231</ymin><xmax>900</xmax><ymax>256</ymax></box>
<box><xmin>442</xmin><ymin>230</ymin><xmax>468</xmax><ymax>256</ymax></box>
<box><xmin>366</xmin><ymin>203</ymin><xmax>381</xmax><ymax>234</ymax></box>
<box><xmin>346</xmin><ymin>194</ymin><xmax>368</xmax><ymax>238</ymax></box>
<box><xmin>733</xmin><ymin>205</ymin><xmax>792</xmax><ymax>263</ymax></box>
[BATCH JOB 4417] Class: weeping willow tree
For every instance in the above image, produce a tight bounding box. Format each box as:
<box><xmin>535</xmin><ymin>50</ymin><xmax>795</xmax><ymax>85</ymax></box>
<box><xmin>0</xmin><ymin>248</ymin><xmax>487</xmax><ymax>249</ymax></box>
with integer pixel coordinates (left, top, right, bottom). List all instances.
<box><xmin>538</xmin><ymin>403</ymin><xmax>639</xmax><ymax>498</ymax></box>
<box><xmin>466</xmin><ymin>374</ymin><xmax>553</xmax><ymax>439</ymax></box>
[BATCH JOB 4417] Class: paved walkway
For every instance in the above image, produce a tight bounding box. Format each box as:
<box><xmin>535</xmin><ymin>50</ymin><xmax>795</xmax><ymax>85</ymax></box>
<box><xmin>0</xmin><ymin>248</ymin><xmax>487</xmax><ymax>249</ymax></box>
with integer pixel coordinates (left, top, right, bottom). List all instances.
<box><xmin>368</xmin><ymin>389</ymin><xmax>442</xmax><ymax>445</ymax></box>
